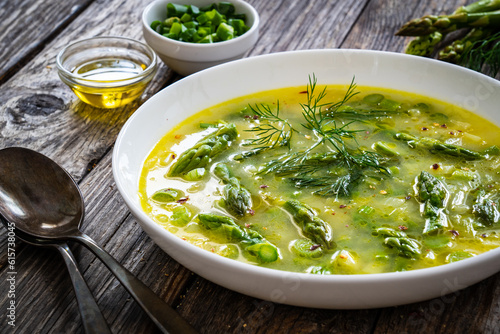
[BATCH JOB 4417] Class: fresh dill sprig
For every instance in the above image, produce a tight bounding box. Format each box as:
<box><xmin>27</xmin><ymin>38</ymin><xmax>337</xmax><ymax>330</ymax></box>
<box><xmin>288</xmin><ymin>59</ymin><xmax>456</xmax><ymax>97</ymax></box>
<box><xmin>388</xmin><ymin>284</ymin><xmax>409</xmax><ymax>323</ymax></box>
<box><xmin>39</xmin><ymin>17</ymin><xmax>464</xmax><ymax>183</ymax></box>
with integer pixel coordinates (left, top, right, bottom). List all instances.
<box><xmin>234</xmin><ymin>101</ymin><xmax>296</xmax><ymax>160</ymax></box>
<box><xmin>244</xmin><ymin>75</ymin><xmax>390</xmax><ymax>199</ymax></box>
<box><xmin>460</xmin><ymin>30</ymin><xmax>500</xmax><ymax>77</ymax></box>
<box><xmin>299</xmin><ymin>75</ymin><xmax>386</xmax><ymax>171</ymax></box>
<box><xmin>290</xmin><ymin>170</ymin><xmax>363</xmax><ymax>197</ymax></box>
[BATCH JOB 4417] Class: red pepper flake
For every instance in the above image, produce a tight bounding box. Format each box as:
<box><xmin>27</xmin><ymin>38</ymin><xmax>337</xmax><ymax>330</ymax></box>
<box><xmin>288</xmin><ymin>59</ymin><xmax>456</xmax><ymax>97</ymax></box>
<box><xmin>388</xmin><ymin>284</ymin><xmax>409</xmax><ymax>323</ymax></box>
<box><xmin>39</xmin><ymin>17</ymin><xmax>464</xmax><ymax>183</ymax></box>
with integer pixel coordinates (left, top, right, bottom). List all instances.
<box><xmin>310</xmin><ymin>244</ymin><xmax>321</xmax><ymax>251</ymax></box>
<box><xmin>441</xmin><ymin>124</ymin><xmax>447</xmax><ymax>128</ymax></box>
<box><xmin>299</xmin><ymin>90</ymin><xmax>307</xmax><ymax>94</ymax></box>
<box><xmin>176</xmin><ymin>196</ymin><xmax>189</xmax><ymax>204</ymax></box>
<box><xmin>259</xmin><ymin>185</ymin><xmax>269</xmax><ymax>189</ymax></box>
<box><xmin>398</xmin><ymin>225</ymin><xmax>408</xmax><ymax>230</ymax></box>
<box><xmin>245</xmin><ymin>223</ymin><xmax>251</xmax><ymax>228</ymax></box>
<box><xmin>339</xmin><ymin>204</ymin><xmax>347</xmax><ymax>209</ymax></box>
<box><xmin>432</xmin><ymin>163</ymin><xmax>440</xmax><ymax>170</ymax></box>
<box><xmin>247</xmin><ymin>209</ymin><xmax>256</xmax><ymax>216</ymax></box>
<box><xmin>421</xmin><ymin>127</ymin><xmax>428</xmax><ymax>131</ymax></box>
<box><xmin>339</xmin><ymin>253</ymin><xmax>348</xmax><ymax>259</ymax></box>
<box><xmin>171</xmin><ymin>154</ymin><xmax>176</xmax><ymax>159</ymax></box>
<box><xmin>211</xmin><ymin>248</ymin><xmax>215</xmax><ymax>252</ymax></box>
<box><xmin>331</xmin><ymin>212</ymin><xmax>336</xmax><ymax>215</ymax></box>
<box><xmin>175</xmin><ymin>134</ymin><xmax>182</xmax><ymax>139</ymax></box>
<box><xmin>449</xmin><ymin>230</ymin><xmax>459</xmax><ymax>237</ymax></box>
<box><xmin>253</xmin><ymin>115</ymin><xmax>259</xmax><ymax>120</ymax></box>
<box><xmin>244</xmin><ymin>115</ymin><xmax>251</xmax><ymax>119</ymax></box>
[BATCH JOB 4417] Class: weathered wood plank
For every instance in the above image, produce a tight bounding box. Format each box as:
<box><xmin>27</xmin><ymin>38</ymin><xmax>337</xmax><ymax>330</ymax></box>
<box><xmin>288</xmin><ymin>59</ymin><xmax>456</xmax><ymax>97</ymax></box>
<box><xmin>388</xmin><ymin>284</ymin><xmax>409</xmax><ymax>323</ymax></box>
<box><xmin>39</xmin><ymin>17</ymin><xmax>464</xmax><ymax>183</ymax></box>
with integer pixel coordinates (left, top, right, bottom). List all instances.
<box><xmin>249</xmin><ymin>0</ymin><xmax>369</xmax><ymax>54</ymax></box>
<box><xmin>0</xmin><ymin>0</ymin><xmax>94</xmax><ymax>83</ymax></box>
<box><xmin>373</xmin><ymin>273</ymin><xmax>500</xmax><ymax>333</ymax></box>
<box><xmin>179</xmin><ymin>276</ymin><xmax>379</xmax><ymax>333</ymax></box>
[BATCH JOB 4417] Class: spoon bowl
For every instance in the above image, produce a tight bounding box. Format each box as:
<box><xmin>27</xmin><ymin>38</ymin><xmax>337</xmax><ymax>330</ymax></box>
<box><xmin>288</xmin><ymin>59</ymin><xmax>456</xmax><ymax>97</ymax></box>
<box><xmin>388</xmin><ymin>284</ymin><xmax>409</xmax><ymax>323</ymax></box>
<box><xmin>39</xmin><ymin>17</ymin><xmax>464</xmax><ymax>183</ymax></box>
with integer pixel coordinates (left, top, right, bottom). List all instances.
<box><xmin>0</xmin><ymin>147</ymin><xmax>82</xmax><ymax>239</ymax></box>
<box><xmin>0</xmin><ymin>147</ymin><xmax>196</xmax><ymax>334</ymax></box>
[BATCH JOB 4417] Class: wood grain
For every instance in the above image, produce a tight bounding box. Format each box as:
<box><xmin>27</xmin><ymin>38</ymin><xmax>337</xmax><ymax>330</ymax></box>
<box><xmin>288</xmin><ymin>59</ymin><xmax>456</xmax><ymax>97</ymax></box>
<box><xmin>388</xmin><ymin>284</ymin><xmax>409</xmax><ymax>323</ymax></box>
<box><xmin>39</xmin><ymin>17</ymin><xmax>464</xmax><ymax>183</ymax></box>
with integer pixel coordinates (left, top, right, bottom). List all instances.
<box><xmin>1</xmin><ymin>0</ymin><xmax>500</xmax><ymax>333</ymax></box>
<box><xmin>0</xmin><ymin>0</ymin><xmax>94</xmax><ymax>83</ymax></box>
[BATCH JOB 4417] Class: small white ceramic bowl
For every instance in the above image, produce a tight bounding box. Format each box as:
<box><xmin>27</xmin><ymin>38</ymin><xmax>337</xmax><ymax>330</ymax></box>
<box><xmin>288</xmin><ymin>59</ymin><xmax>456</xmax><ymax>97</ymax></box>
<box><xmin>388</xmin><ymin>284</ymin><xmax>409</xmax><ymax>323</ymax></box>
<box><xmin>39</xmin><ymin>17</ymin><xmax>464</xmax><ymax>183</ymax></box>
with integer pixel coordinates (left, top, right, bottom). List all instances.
<box><xmin>142</xmin><ymin>0</ymin><xmax>259</xmax><ymax>76</ymax></box>
<box><xmin>113</xmin><ymin>49</ymin><xmax>500</xmax><ymax>309</ymax></box>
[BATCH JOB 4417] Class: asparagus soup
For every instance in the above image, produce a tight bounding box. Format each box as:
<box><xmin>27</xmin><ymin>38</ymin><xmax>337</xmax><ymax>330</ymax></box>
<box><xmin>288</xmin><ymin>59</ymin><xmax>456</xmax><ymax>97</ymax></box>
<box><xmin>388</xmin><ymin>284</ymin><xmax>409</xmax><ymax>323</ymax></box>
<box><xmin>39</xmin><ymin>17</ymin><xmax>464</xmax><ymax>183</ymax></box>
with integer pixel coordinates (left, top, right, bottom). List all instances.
<box><xmin>139</xmin><ymin>78</ymin><xmax>500</xmax><ymax>275</ymax></box>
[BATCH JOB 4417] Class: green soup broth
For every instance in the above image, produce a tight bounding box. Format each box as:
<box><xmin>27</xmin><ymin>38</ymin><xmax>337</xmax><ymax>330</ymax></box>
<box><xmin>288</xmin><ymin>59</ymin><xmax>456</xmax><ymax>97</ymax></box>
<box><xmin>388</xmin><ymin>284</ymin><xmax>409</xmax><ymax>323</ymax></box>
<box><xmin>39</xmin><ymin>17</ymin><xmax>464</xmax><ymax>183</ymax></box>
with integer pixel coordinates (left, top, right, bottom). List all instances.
<box><xmin>139</xmin><ymin>83</ymin><xmax>500</xmax><ymax>275</ymax></box>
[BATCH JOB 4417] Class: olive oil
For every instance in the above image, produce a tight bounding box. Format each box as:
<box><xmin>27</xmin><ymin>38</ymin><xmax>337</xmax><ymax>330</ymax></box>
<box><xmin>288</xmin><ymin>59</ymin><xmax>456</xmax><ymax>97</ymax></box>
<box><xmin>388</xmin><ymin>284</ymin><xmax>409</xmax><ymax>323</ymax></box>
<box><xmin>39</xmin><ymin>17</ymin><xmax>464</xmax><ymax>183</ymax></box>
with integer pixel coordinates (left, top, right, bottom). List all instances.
<box><xmin>70</xmin><ymin>58</ymin><xmax>149</xmax><ymax>108</ymax></box>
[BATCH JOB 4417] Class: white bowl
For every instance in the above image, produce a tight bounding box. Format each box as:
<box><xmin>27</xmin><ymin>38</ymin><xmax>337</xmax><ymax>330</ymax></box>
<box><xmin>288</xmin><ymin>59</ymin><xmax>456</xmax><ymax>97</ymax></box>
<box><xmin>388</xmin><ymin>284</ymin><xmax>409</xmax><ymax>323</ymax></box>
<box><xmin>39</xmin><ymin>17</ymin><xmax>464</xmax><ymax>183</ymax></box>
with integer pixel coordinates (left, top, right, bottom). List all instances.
<box><xmin>142</xmin><ymin>0</ymin><xmax>259</xmax><ymax>76</ymax></box>
<box><xmin>112</xmin><ymin>49</ymin><xmax>500</xmax><ymax>309</ymax></box>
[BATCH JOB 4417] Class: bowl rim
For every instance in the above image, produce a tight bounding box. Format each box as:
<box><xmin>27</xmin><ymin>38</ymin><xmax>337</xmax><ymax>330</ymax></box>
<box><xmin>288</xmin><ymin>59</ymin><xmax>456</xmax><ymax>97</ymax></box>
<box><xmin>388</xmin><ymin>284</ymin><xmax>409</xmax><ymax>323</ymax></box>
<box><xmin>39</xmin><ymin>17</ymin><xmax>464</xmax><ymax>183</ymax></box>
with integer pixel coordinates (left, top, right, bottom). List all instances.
<box><xmin>141</xmin><ymin>0</ymin><xmax>260</xmax><ymax>48</ymax></box>
<box><xmin>56</xmin><ymin>35</ymin><xmax>158</xmax><ymax>86</ymax></box>
<box><xmin>112</xmin><ymin>48</ymin><xmax>500</xmax><ymax>307</ymax></box>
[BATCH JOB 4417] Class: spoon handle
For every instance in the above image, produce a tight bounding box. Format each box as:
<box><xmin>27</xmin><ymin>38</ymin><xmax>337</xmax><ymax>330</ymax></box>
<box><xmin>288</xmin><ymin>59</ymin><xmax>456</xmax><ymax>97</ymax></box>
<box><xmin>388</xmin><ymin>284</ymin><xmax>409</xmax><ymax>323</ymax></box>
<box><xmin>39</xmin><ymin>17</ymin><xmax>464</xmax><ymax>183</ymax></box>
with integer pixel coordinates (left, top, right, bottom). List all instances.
<box><xmin>73</xmin><ymin>233</ymin><xmax>197</xmax><ymax>334</ymax></box>
<box><xmin>55</xmin><ymin>243</ymin><xmax>111</xmax><ymax>334</ymax></box>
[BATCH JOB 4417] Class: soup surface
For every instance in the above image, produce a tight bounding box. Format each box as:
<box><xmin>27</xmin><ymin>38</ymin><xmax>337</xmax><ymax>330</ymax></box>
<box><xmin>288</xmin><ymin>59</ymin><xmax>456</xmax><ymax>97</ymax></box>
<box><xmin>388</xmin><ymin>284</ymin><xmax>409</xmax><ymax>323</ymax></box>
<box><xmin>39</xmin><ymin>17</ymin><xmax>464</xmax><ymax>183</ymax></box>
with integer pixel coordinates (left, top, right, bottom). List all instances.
<box><xmin>139</xmin><ymin>79</ymin><xmax>500</xmax><ymax>274</ymax></box>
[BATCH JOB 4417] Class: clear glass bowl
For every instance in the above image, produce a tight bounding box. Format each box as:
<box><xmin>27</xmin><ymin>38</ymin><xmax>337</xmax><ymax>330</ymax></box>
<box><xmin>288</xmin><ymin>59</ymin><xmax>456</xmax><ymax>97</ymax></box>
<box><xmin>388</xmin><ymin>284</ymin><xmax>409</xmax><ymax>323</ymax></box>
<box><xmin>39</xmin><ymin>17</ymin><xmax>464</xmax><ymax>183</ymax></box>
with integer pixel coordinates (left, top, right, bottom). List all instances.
<box><xmin>56</xmin><ymin>36</ymin><xmax>157</xmax><ymax>109</ymax></box>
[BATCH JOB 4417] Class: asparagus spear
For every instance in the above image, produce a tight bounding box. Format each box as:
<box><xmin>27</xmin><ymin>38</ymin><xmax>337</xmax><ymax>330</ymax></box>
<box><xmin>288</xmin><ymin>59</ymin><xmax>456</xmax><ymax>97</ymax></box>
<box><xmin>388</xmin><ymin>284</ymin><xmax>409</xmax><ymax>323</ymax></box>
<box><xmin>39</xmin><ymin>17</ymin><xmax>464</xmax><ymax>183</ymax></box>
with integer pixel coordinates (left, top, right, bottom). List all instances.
<box><xmin>394</xmin><ymin>132</ymin><xmax>484</xmax><ymax>160</ymax></box>
<box><xmin>438</xmin><ymin>28</ymin><xmax>493</xmax><ymax>63</ymax></box>
<box><xmin>168</xmin><ymin>123</ymin><xmax>238</xmax><ymax>177</ymax></box>
<box><xmin>396</xmin><ymin>10</ymin><xmax>500</xmax><ymax>37</ymax></box>
<box><xmin>197</xmin><ymin>213</ymin><xmax>279</xmax><ymax>262</ymax></box>
<box><xmin>454</xmin><ymin>0</ymin><xmax>500</xmax><ymax>14</ymax></box>
<box><xmin>405</xmin><ymin>31</ymin><xmax>444</xmax><ymax>56</ymax></box>
<box><xmin>214</xmin><ymin>163</ymin><xmax>253</xmax><ymax>216</ymax></box>
<box><xmin>472</xmin><ymin>190</ymin><xmax>500</xmax><ymax>225</ymax></box>
<box><xmin>283</xmin><ymin>200</ymin><xmax>335</xmax><ymax>249</ymax></box>
<box><xmin>375</xmin><ymin>227</ymin><xmax>421</xmax><ymax>258</ymax></box>
<box><xmin>415</xmin><ymin>171</ymin><xmax>450</xmax><ymax>234</ymax></box>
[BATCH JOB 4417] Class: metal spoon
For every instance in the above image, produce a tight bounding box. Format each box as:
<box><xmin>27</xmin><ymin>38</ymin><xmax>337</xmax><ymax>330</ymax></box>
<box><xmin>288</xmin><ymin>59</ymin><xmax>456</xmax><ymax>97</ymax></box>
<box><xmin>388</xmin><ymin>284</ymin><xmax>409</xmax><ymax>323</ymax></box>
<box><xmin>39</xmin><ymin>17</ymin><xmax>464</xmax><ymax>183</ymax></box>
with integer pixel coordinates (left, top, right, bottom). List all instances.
<box><xmin>0</xmin><ymin>147</ymin><xmax>197</xmax><ymax>334</ymax></box>
<box><xmin>0</xmin><ymin>218</ymin><xmax>111</xmax><ymax>334</ymax></box>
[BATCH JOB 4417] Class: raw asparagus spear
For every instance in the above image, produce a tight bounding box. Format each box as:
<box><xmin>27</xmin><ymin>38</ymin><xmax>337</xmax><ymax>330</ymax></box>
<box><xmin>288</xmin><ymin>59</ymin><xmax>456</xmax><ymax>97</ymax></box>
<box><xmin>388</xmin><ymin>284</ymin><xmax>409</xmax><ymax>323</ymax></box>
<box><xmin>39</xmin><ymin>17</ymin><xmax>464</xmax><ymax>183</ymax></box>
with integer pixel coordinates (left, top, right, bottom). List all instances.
<box><xmin>472</xmin><ymin>190</ymin><xmax>500</xmax><ymax>225</ymax></box>
<box><xmin>168</xmin><ymin>123</ymin><xmax>238</xmax><ymax>177</ymax></box>
<box><xmin>394</xmin><ymin>132</ymin><xmax>484</xmax><ymax>160</ymax></box>
<box><xmin>396</xmin><ymin>10</ymin><xmax>500</xmax><ymax>37</ymax></box>
<box><xmin>197</xmin><ymin>213</ymin><xmax>279</xmax><ymax>262</ymax></box>
<box><xmin>438</xmin><ymin>28</ymin><xmax>493</xmax><ymax>63</ymax></box>
<box><xmin>415</xmin><ymin>171</ymin><xmax>449</xmax><ymax>234</ymax></box>
<box><xmin>213</xmin><ymin>163</ymin><xmax>253</xmax><ymax>216</ymax></box>
<box><xmin>375</xmin><ymin>227</ymin><xmax>421</xmax><ymax>258</ymax></box>
<box><xmin>283</xmin><ymin>200</ymin><xmax>335</xmax><ymax>249</ymax></box>
<box><xmin>405</xmin><ymin>31</ymin><xmax>444</xmax><ymax>56</ymax></box>
<box><xmin>454</xmin><ymin>0</ymin><xmax>500</xmax><ymax>15</ymax></box>
<box><xmin>399</xmin><ymin>0</ymin><xmax>500</xmax><ymax>57</ymax></box>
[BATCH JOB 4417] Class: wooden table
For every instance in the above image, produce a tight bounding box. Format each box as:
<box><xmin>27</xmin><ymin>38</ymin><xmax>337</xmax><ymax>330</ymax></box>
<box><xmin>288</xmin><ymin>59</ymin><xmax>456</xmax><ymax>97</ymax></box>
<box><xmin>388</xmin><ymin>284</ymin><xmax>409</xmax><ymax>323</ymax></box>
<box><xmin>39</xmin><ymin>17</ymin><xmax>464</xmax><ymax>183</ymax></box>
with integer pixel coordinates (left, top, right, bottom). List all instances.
<box><xmin>1</xmin><ymin>0</ymin><xmax>499</xmax><ymax>333</ymax></box>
